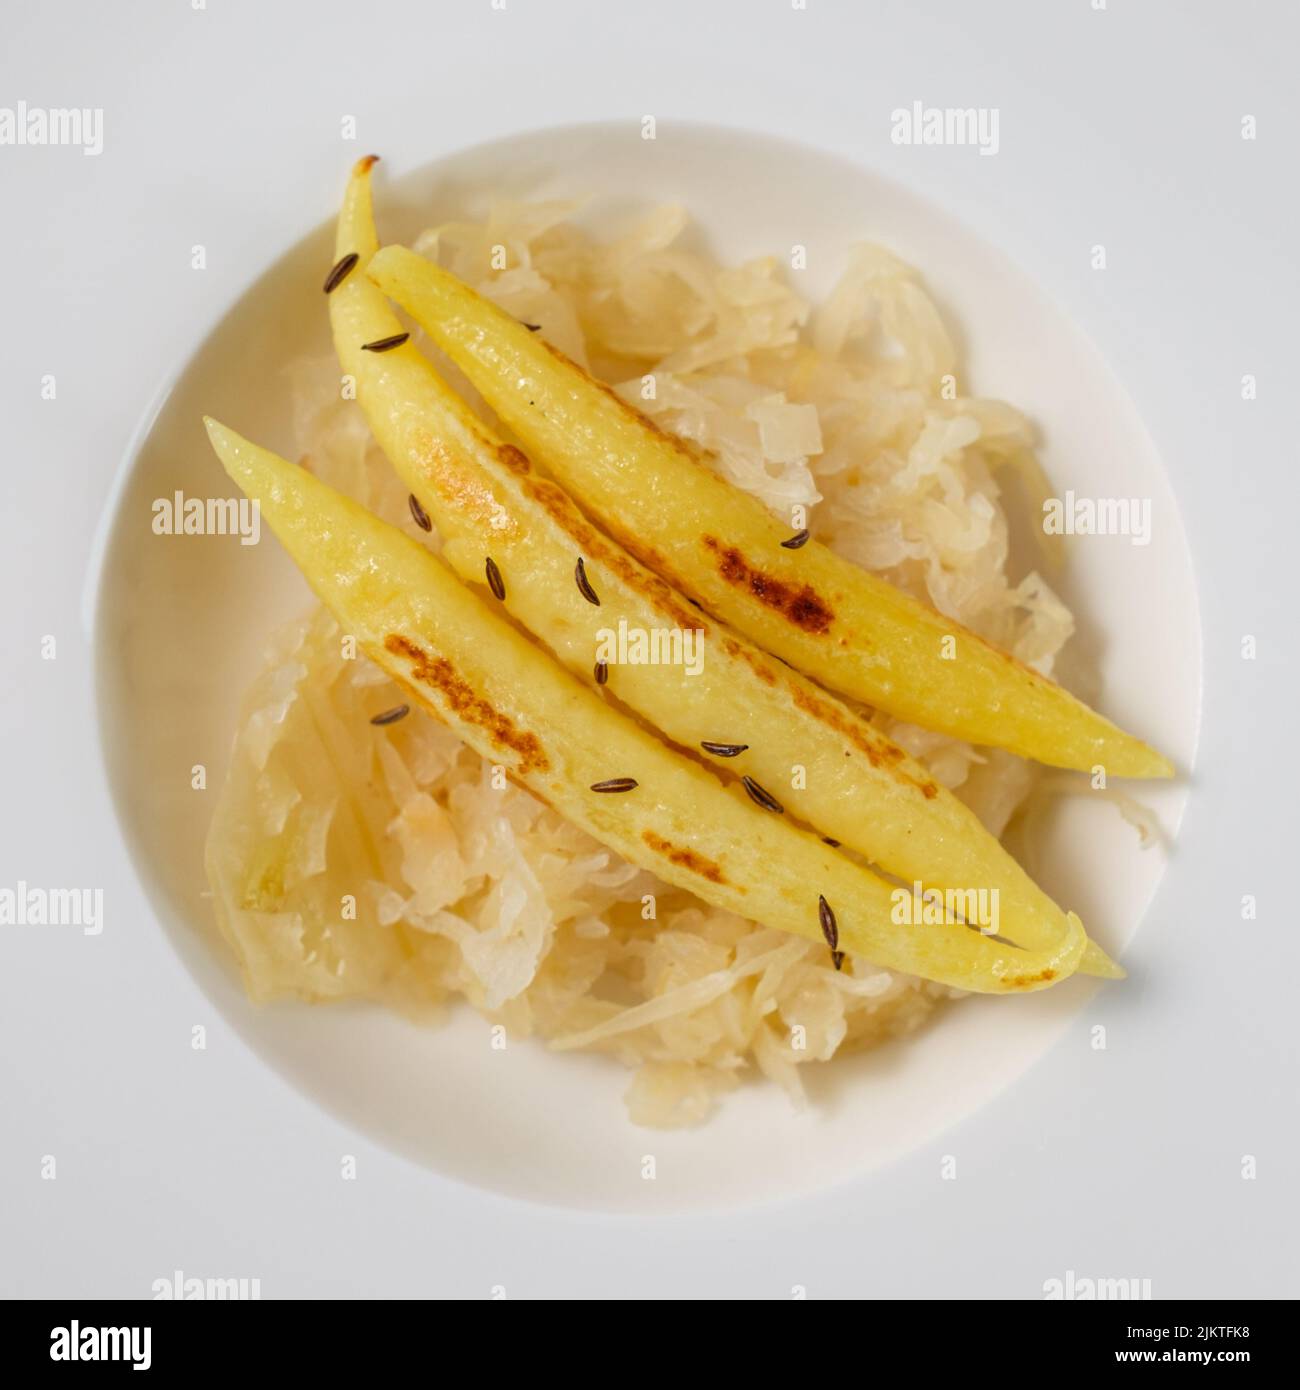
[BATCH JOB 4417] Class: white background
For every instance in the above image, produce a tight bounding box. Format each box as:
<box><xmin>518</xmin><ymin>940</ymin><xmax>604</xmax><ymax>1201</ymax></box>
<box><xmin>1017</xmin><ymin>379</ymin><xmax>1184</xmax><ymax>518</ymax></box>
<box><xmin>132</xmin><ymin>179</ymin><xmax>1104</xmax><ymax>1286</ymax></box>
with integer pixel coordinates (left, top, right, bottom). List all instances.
<box><xmin>1</xmin><ymin>0</ymin><xmax>1295</xmax><ymax>1298</ymax></box>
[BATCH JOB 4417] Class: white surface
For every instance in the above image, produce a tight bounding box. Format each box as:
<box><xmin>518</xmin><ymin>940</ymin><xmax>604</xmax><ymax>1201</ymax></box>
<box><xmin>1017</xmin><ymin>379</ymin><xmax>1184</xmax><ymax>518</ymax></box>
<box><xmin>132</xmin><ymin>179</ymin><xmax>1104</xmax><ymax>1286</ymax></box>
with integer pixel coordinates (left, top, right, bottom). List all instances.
<box><xmin>0</xmin><ymin>0</ymin><xmax>1295</xmax><ymax>1296</ymax></box>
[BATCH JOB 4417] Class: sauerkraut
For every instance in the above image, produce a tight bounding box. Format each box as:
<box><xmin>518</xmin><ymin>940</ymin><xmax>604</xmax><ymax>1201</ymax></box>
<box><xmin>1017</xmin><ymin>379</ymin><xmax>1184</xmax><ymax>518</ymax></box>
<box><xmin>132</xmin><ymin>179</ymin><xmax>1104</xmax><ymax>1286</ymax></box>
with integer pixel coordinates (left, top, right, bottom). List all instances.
<box><xmin>207</xmin><ymin>202</ymin><xmax>1079</xmax><ymax>1127</ymax></box>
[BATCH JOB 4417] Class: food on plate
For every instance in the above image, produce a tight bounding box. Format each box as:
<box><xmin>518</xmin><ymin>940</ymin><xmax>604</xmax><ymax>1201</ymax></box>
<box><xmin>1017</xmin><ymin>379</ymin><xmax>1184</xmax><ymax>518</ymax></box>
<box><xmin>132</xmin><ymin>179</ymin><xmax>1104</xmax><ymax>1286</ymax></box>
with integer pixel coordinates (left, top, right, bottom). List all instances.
<box><xmin>203</xmin><ymin>158</ymin><xmax>1170</xmax><ymax>1124</ymax></box>
<box><xmin>368</xmin><ymin>243</ymin><xmax>1172</xmax><ymax>779</ymax></box>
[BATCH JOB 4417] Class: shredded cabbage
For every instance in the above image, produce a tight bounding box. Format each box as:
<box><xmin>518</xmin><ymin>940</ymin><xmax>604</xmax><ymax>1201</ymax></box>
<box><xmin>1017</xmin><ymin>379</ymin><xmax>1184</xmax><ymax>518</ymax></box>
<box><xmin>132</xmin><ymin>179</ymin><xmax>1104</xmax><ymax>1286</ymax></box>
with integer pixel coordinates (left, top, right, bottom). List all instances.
<box><xmin>208</xmin><ymin>201</ymin><xmax>1084</xmax><ymax>1127</ymax></box>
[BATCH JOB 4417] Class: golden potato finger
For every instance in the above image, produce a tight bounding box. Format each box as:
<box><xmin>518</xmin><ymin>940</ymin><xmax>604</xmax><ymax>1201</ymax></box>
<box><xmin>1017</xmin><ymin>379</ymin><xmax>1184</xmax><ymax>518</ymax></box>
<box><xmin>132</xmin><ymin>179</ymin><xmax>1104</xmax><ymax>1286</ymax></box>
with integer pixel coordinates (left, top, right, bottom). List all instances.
<box><xmin>206</xmin><ymin>418</ymin><xmax>1085</xmax><ymax>993</ymax></box>
<box><xmin>331</xmin><ymin>158</ymin><xmax>1120</xmax><ymax>977</ymax></box>
<box><xmin>368</xmin><ymin>244</ymin><xmax>1171</xmax><ymax>781</ymax></box>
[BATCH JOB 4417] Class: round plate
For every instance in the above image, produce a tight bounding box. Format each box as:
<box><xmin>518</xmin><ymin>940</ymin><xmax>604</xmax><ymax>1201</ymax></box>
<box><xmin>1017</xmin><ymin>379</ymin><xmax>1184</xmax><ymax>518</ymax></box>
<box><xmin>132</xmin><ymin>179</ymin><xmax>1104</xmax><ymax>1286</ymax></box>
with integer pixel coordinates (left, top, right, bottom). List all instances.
<box><xmin>92</xmin><ymin>121</ymin><xmax>1200</xmax><ymax>1212</ymax></box>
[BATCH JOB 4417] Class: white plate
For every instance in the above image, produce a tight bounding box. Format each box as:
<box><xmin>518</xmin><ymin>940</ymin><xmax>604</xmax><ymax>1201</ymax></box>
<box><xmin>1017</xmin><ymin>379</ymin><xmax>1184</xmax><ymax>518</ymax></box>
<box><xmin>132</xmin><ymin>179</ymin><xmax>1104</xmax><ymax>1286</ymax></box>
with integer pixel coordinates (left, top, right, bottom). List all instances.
<box><xmin>93</xmin><ymin>121</ymin><xmax>1200</xmax><ymax>1212</ymax></box>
